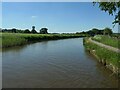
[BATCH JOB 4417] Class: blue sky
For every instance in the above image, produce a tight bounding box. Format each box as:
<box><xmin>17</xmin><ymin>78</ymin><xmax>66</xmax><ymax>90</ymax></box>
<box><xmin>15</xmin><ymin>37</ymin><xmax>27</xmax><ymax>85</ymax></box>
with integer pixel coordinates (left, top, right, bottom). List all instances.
<box><xmin>2</xmin><ymin>2</ymin><xmax>118</xmax><ymax>33</ymax></box>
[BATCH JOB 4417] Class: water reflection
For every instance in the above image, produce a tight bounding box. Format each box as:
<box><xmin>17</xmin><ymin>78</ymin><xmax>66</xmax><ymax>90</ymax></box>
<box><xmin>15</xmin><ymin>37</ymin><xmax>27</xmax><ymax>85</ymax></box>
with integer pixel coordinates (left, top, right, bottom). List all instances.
<box><xmin>2</xmin><ymin>45</ymin><xmax>28</xmax><ymax>53</ymax></box>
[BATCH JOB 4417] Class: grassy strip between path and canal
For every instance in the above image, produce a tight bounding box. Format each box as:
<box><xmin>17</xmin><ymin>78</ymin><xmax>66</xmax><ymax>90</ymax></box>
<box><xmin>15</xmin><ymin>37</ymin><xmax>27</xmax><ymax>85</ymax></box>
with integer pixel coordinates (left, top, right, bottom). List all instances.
<box><xmin>92</xmin><ymin>35</ymin><xmax>120</xmax><ymax>49</ymax></box>
<box><xmin>0</xmin><ymin>33</ymin><xmax>85</xmax><ymax>48</ymax></box>
<box><xmin>83</xmin><ymin>36</ymin><xmax>120</xmax><ymax>76</ymax></box>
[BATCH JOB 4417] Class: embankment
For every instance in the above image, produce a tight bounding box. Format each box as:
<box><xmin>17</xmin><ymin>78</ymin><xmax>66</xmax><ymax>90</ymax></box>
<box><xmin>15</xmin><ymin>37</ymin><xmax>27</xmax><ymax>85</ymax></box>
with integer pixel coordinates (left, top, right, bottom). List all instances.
<box><xmin>83</xmin><ymin>37</ymin><xmax>120</xmax><ymax>76</ymax></box>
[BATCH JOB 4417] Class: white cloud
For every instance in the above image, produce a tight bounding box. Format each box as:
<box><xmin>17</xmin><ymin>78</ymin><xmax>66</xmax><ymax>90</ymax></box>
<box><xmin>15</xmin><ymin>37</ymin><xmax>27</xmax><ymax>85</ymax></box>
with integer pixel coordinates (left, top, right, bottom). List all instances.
<box><xmin>31</xmin><ymin>16</ymin><xmax>37</xmax><ymax>18</ymax></box>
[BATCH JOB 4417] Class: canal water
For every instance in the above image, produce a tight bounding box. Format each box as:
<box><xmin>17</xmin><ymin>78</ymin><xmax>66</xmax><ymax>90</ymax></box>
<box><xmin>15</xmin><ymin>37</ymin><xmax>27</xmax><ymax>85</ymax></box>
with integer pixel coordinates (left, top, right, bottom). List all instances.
<box><xmin>2</xmin><ymin>38</ymin><xmax>118</xmax><ymax>88</ymax></box>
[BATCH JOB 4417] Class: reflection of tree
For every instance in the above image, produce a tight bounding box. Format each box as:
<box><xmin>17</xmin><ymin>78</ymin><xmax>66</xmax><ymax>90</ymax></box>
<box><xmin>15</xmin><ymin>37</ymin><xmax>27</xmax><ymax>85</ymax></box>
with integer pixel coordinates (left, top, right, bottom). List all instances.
<box><xmin>2</xmin><ymin>44</ymin><xmax>27</xmax><ymax>53</ymax></box>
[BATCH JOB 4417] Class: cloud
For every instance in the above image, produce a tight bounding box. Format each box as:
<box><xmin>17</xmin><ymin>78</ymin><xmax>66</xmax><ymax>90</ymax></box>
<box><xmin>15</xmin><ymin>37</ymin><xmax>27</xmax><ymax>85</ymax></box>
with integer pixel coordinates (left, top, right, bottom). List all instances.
<box><xmin>31</xmin><ymin>16</ymin><xmax>37</xmax><ymax>18</ymax></box>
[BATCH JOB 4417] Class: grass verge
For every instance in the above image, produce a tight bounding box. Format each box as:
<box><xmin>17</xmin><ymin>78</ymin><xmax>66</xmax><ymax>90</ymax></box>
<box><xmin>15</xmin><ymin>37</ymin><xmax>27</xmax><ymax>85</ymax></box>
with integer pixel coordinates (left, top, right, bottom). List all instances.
<box><xmin>1</xmin><ymin>33</ymin><xmax>84</xmax><ymax>48</ymax></box>
<box><xmin>92</xmin><ymin>35</ymin><xmax>120</xmax><ymax>49</ymax></box>
<box><xmin>84</xmin><ymin>37</ymin><xmax>120</xmax><ymax>74</ymax></box>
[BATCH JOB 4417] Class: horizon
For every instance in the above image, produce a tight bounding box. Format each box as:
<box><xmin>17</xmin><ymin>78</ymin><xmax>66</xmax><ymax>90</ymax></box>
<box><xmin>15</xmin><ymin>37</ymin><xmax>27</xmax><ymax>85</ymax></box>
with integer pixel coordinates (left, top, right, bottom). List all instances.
<box><xmin>2</xmin><ymin>2</ymin><xmax>119</xmax><ymax>33</ymax></box>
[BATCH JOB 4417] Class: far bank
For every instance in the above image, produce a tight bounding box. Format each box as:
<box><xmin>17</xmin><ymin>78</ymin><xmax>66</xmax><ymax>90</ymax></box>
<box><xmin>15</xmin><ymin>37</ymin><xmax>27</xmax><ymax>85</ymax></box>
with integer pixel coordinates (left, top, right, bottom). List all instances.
<box><xmin>0</xmin><ymin>33</ymin><xmax>86</xmax><ymax>48</ymax></box>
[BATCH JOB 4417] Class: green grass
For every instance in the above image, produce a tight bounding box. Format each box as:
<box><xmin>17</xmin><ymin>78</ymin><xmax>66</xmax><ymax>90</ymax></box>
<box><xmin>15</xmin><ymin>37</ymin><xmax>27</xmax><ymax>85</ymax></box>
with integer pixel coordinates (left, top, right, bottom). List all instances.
<box><xmin>84</xmin><ymin>37</ymin><xmax>120</xmax><ymax>68</ymax></box>
<box><xmin>1</xmin><ymin>33</ymin><xmax>27</xmax><ymax>48</ymax></box>
<box><xmin>92</xmin><ymin>35</ymin><xmax>120</xmax><ymax>49</ymax></box>
<box><xmin>1</xmin><ymin>33</ymin><xmax>84</xmax><ymax>48</ymax></box>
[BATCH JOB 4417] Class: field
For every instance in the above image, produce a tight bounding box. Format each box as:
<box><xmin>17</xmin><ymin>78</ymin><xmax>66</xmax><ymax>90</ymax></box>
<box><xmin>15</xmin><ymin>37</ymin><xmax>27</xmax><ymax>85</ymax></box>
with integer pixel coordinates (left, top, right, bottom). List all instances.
<box><xmin>0</xmin><ymin>33</ymin><xmax>85</xmax><ymax>48</ymax></box>
<box><xmin>92</xmin><ymin>35</ymin><xmax>120</xmax><ymax>49</ymax></box>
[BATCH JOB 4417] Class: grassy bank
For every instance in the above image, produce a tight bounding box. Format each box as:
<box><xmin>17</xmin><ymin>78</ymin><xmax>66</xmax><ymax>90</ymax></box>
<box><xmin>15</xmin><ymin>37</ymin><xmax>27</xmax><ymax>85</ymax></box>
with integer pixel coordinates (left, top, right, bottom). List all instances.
<box><xmin>92</xmin><ymin>35</ymin><xmax>120</xmax><ymax>49</ymax></box>
<box><xmin>83</xmin><ymin>37</ymin><xmax>120</xmax><ymax>74</ymax></box>
<box><xmin>1</xmin><ymin>33</ymin><xmax>85</xmax><ymax>48</ymax></box>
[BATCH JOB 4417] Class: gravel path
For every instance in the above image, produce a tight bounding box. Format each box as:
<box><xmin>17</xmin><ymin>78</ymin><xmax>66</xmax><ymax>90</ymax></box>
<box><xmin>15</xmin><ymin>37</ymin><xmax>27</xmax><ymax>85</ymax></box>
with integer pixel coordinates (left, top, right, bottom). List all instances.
<box><xmin>89</xmin><ymin>38</ymin><xmax>120</xmax><ymax>53</ymax></box>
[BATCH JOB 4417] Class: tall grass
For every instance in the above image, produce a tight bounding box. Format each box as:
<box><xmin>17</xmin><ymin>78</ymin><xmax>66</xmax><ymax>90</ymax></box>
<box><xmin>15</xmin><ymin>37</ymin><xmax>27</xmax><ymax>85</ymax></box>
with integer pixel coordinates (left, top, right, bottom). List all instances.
<box><xmin>92</xmin><ymin>35</ymin><xmax>120</xmax><ymax>49</ymax></box>
<box><xmin>1</xmin><ymin>33</ymin><xmax>27</xmax><ymax>48</ymax></box>
<box><xmin>84</xmin><ymin>37</ymin><xmax>120</xmax><ymax>68</ymax></box>
<box><xmin>1</xmin><ymin>33</ymin><xmax>83</xmax><ymax>48</ymax></box>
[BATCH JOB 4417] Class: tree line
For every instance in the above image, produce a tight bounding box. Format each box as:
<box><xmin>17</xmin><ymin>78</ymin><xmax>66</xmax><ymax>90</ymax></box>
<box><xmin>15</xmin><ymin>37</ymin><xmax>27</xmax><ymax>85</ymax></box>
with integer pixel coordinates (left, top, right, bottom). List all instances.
<box><xmin>1</xmin><ymin>26</ymin><xmax>114</xmax><ymax>37</ymax></box>
<box><xmin>76</xmin><ymin>27</ymin><xmax>113</xmax><ymax>36</ymax></box>
<box><xmin>1</xmin><ymin>26</ymin><xmax>48</xmax><ymax>34</ymax></box>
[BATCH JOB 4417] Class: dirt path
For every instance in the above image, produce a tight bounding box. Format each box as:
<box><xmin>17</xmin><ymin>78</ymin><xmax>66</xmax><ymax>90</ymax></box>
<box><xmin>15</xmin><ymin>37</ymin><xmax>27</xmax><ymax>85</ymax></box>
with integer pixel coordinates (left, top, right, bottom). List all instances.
<box><xmin>89</xmin><ymin>38</ymin><xmax>120</xmax><ymax>53</ymax></box>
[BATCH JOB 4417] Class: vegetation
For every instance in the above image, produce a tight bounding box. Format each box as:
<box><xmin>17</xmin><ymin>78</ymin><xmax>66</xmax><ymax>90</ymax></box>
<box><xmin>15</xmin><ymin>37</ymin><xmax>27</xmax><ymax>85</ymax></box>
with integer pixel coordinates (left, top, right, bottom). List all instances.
<box><xmin>1</xmin><ymin>33</ymin><xmax>27</xmax><ymax>48</ymax></box>
<box><xmin>76</xmin><ymin>27</ymin><xmax>114</xmax><ymax>36</ymax></box>
<box><xmin>112</xmin><ymin>33</ymin><xmax>120</xmax><ymax>39</ymax></box>
<box><xmin>1</xmin><ymin>33</ymin><xmax>85</xmax><ymax>48</ymax></box>
<box><xmin>40</xmin><ymin>28</ymin><xmax>48</xmax><ymax>34</ymax></box>
<box><xmin>2</xmin><ymin>27</ymin><xmax>114</xmax><ymax>37</ymax></box>
<box><xmin>103</xmin><ymin>27</ymin><xmax>113</xmax><ymax>35</ymax></box>
<box><xmin>31</xmin><ymin>26</ymin><xmax>37</xmax><ymax>34</ymax></box>
<box><xmin>92</xmin><ymin>35</ymin><xmax>120</xmax><ymax>49</ymax></box>
<box><xmin>93</xmin><ymin>2</ymin><xmax>120</xmax><ymax>25</ymax></box>
<box><xmin>84</xmin><ymin>37</ymin><xmax>120</xmax><ymax>72</ymax></box>
<box><xmin>24</xmin><ymin>29</ymin><xmax>31</xmax><ymax>33</ymax></box>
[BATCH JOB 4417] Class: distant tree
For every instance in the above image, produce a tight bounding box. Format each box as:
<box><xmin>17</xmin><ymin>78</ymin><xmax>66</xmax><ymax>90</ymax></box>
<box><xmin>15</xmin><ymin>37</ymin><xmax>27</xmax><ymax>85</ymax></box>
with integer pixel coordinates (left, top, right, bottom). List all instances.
<box><xmin>81</xmin><ymin>31</ymin><xmax>86</xmax><ymax>34</ymax></box>
<box><xmin>32</xmin><ymin>26</ymin><xmax>35</xmax><ymax>30</ymax></box>
<box><xmin>40</xmin><ymin>28</ymin><xmax>48</xmax><ymax>34</ymax></box>
<box><xmin>93</xmin><ymin>2</ymin><xmax>120</xmax><ymax>26</ymax></box>
<box><xmin>91</xmin><ymin>28</ymin><xmax>100</xmax><ymax>35</ymax></box>
<box><xmin>0</xmin><ymin>28</ymin><xmax>2</xmax><ymax>32</ymax></box>
<box><xmin>103</xmin><ymin>27</ymin><xmax>113</xmax><ymax>35</ymax></box>
<box><xmin>76</xmin><ymin>31</ymin><xmax>86</xmax><ymax>34</ymax></box>
<box><xmin>24</xmin><ymin>29</ymin><xmax>31</xmax><ymax>33</ymax></box>
<box><xmin>87</xmin><ymin>30</ymin><xmax>95</xmax><ymax>36</ymax></box>
<box><xmin>76</xmin><ymin>32</ymin><xmax>81</xmax><ymax>34</ymax></box>
<box><xmin>31</xmin><ymin>26</ymin><xmax>37</xmax><ymax>34</ymax></box>
<box><xmin>98</xmin><ymin>30</ymin><xmax>104</xmax><ymax>35</ymax></box>
<box><xmin>16</xmin><ymin>30</ymin><xmax>24</xmax><ymax>33</ymax></box>
<box><xmin>12</xmin><ymin>28</ymin><xmax>16</xmax><ymax>33</ymax></box>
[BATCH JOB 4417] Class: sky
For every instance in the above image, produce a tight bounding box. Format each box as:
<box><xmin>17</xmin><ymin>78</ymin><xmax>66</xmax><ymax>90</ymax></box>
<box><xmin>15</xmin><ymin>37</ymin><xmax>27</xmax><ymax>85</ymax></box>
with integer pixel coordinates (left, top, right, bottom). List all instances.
<box><xmin>1</xmin><ymin>2</ymin><xmax>119</xmax><ymax>33</ymax></box>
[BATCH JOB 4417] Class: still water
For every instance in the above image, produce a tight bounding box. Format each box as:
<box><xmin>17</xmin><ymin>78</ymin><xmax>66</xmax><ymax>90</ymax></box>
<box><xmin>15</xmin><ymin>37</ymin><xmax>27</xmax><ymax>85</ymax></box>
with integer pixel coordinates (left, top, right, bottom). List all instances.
<box><xmin>2</xmin><ymin>38</ymin><xmax>118</xmax><ymax>88</ymax></box>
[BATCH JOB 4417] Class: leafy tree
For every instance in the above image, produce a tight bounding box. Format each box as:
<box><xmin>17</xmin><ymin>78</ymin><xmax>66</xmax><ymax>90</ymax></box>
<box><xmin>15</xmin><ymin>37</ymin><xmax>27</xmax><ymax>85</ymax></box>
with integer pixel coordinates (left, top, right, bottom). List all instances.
<box><xmin>31</xmin><ymin>26</ymin><xmax>37</xmax><ymax>34</ymax></box>
<box><xmin>12</xmin><ymin>28</ymin><xmax>16</xmax><ymax>33</ymax></box>
<box><xmin>76</xmin><ymin>31</ymin><xmax>86</xmax><ymax>34</ymax></box>
<box><xmin>24</xmin><ymin>29</ymin><xmax>31</xmax><ymax>33</ymax></box>
<box><xmin>93</xmin><ymin>2</ymin><xmax>120</xmax><ymax>26</ymax></box>
<box><xmin>98</xmin><ymin>29</ymin><xmax>104</xmax><ymax>35</ymax></box>
<box><xmin>40</xmin><ymin>28</ymin><xmax>48</xmax><ymax>34</ymax></box>
<box><xmin>91</xmin><ymin>28</ymin><xmax>100</xmax><ymax>35</ymax></box>
<box><xmin>103</xmin><ymin>27</ymin><xmax>113</xmax><ymax>35</ymax></box>
<box><xmin>31</xmin><ymin>29</ymin><xmax>37</xmax><ymax>33</ymax></box>
<box><xmin>16</xmin><ymin>30</ymin><xmax>24</xmax><ymax>33</ymax></box>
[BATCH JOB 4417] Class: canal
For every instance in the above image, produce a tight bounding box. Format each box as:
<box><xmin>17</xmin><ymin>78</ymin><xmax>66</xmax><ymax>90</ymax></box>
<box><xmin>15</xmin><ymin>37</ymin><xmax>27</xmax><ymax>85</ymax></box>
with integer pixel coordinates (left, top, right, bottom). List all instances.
<box><xmin>2</xmin><ymin>38</ymin><xmax>118</xmax><ymax>88</ymax></box>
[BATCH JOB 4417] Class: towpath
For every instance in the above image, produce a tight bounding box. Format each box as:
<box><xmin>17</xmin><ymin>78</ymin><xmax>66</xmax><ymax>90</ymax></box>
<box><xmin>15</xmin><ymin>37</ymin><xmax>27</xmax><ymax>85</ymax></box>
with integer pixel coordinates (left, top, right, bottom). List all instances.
<box><xmin>88</xmin><ymin>38</ymin><xmax>120</xmax><ymax>53</ymax></box>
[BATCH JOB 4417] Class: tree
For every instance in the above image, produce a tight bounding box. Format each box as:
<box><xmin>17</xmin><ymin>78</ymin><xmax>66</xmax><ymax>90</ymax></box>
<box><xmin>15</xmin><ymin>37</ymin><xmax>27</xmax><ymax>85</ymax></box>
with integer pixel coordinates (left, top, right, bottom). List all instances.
<box><xmin>12</xmin><ymin>28</ymin><xmax>16</xmax><ymax>33</ymax></box>
<box><xmin>91</xmin><ymin>28</ymin><xmax>99</xmax><ymax>35</ymax></box>
<box><xmin>24</xmin><ymin>29</ymin><xmax>31</xmax><ymax>33</ymax></box>
<box><xmin>98</xmin><ymin>29</ymin><xmax>104</xmax><ymax>35</ymax></box>
<box><xmin>103</xmin><ymin>27</ymin><xmax>113</xmax><ymax>35</ymax></box>
<box><xmin>31</xmin><ymin>26</ymin><xmax>37</xmax><ymax>34</ymax></box>
<box><xmin>93</xmin><ymin>2</ymin><xmax>120</xmax><ymax>26</ymax></box>
<box><xmin>40</xmin><ymin>28</ymin><xmax>48</xmax><ymax>34</ymax></box>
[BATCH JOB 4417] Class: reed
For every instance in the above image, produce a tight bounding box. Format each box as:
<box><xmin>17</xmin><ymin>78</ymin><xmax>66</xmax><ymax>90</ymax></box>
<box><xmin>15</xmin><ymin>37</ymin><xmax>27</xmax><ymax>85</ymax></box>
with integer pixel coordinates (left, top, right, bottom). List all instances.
<box><xmin>1</xmin><ymin>33</ymin><xmax>84</xmax><ymax>48</ymax></box>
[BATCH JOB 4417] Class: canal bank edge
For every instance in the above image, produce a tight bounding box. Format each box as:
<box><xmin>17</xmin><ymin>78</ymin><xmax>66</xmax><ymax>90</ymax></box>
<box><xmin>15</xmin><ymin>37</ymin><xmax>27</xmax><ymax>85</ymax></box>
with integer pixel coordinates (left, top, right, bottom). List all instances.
<box><xmin>1</xmin><ymin>33</ymin><xmax>85</xmax><ymax>48</ymax></box>
<box><xmin>83</xmin><ymin>37</ymin><xmax>120</xmax><ymax>77</ymax></box>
